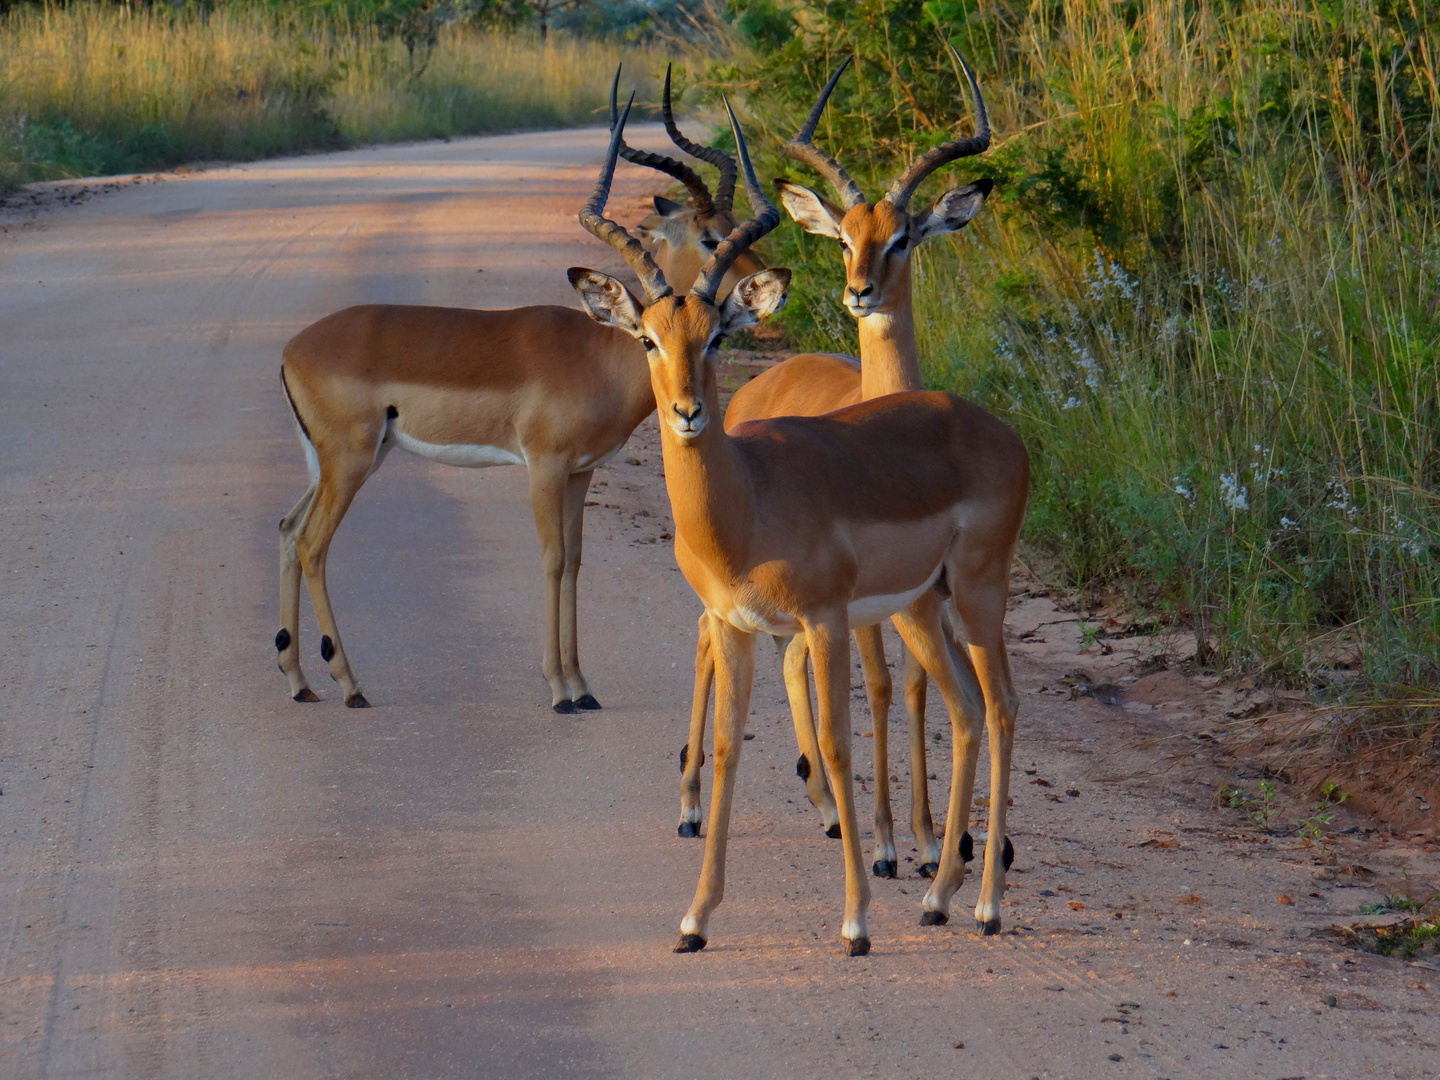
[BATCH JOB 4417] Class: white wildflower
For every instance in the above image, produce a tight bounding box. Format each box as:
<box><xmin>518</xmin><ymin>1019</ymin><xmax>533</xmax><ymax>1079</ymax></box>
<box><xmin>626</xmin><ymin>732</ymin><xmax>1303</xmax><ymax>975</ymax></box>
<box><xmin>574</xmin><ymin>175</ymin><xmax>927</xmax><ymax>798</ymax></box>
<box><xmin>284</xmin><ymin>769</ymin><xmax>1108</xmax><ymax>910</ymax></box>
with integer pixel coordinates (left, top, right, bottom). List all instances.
<box><xmin>1219</xmin><ymin>473</ymin><xmax>1249</xmax><ymax>511</ymax></box>
<box><xmin>1280</xmin><ymin>516</ymin><xmax>1299</xmax><ymax>531</ymax></box>
<box><xmin>1061</xmin><ymin>396</ymin><xmax>1082</xmax><ymax>411</ymax></box>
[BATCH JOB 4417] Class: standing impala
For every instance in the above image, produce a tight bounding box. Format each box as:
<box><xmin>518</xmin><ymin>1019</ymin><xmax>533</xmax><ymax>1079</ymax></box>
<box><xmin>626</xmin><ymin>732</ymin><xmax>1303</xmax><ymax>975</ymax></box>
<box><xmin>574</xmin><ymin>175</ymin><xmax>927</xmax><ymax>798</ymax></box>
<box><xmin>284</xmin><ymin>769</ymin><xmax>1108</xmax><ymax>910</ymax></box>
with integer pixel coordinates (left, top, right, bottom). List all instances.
<box><xmin>680</xmin><ymin>52</ymin><xmax>995</xmax><ymax>887</ymax></box>
<box><xmin>571</xmin><ymin>98</ymin><xmax>1027</xmax><ymax>949</ymax></box>
<box><xmin>275</xmin><ymin>106</ymin><xmax>760</xmax><ymax>713</ymax></box>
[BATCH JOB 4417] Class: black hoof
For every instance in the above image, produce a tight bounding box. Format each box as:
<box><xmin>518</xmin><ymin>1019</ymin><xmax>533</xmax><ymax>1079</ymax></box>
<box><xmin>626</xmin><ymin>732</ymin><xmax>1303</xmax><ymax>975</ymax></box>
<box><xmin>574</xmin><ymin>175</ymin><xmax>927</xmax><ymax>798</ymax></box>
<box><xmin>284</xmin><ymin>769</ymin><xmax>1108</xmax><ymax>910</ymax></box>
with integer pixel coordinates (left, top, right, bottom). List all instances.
<box><xmin>574</xmin><ymin>693</ymin><xmax>602</xmax><ymax>710</ymax></box>
<box><xmin>959</xmin><ymin>830</ymin><xmax>974</xmax><ymax>863</ymax></box>
<box><xmin>919</xmin><ymin>910</ymin><xmax>949</xmax><ymax>926</ymax></box>
<box><xmin>344</xmin><ymin>693</ymin><xmax>370</xmax><ymax>709</ymax></box>
<box><xmin>1002</xmin><ymin>836</ymin><xmax>1015</xmax><ymax>871</ymax></box>
<box><xmin>977</xmin><ymin>918</ymin><xmax>1001</xmax><ymax>936</ymax></box>
<box><xmin>674</xmin><ymin>933</ymin><xmax>707</xmax><ymax>953</ymax></box>
<box><xmin>552</xmin><ymin>699</ymin><xmax>577</xmax><ymax>714</ymax></box>
<box><xmin>293</xmin><ymin>688</ymin><xmax>320</xmax><ymax>703</ymax></box>
<box><xmin>824</xmin><ymin>823</ymin><xmax>842</xmax><ymax>840</ymax></box>
<box><xmin>918</xmin><ymin>862</ymin><xmax>939</xmax><ymax>880</ymax></box>
<box><xmin>872</xmin><ymin>860</ymin><xmax>897</xmax><ymax>879</ymax></box>
<box><xmin>844</xmin><ymin>936</ymin><xmax>871</xmax><ymax>957</ymax></box>
<box><xmin>677</xmin><ymin>821</ymin><xmax>700</xmax><ymax>838</ymax></box>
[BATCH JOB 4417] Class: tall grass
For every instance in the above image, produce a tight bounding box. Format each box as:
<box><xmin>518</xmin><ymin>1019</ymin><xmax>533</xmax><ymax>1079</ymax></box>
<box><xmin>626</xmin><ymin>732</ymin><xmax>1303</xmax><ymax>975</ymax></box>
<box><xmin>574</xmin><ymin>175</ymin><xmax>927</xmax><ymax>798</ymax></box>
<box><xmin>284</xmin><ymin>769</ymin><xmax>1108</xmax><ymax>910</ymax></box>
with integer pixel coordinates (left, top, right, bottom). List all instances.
<box><xmin>728</xmin><ymin>1</ymin><xmax>1439</xmax><ymax>728</ymax></box>
<box><xmin>0</xmin><ymin>3</ymin><xmax>666</xmax><ymax>188</ymax></box>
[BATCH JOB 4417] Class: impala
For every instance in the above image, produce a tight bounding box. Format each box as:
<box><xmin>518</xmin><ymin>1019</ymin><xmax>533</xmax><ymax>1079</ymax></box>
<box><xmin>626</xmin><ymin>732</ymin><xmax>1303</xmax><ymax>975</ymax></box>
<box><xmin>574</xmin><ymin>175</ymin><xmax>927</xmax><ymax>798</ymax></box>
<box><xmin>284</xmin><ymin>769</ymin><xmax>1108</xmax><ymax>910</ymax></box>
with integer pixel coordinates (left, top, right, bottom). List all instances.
<box><xmin>571</xmin><ymin>97</ymin><xmax>1027</xmax><ymax>949</ymax></box>
<box><xmin>275</xmin><ymin>102</ymin><xmax>761</xmax><ymax>713</ymax></box>
<box><xmin>681</xmin><ymin>51</ymin><xmax>996</xmax><ymax>889</ymax></box>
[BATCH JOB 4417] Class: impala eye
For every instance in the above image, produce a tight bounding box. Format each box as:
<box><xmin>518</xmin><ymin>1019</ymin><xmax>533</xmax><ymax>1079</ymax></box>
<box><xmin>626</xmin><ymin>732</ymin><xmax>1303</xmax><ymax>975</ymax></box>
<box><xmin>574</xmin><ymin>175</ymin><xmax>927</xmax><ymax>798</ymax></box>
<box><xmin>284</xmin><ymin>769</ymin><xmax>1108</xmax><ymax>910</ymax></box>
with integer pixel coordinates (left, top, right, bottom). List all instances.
<box><xmin>891</xmin><ymin>235</ymin><xmax>910</xmax><ymax>254</ymax></box>
<box><xmin>640</xmin><ymin>336</ymin><xmax>657</xmax><ymax>352</ymax></box>
<box><xmin>702</xmin><ymin>237</ymin><xmax>720</xmax><ymax>251</ymax></box>
<box><xmin>708</xmin><ymin>333</ymin><xmax>725</xmax><ymax>351</ymax></box>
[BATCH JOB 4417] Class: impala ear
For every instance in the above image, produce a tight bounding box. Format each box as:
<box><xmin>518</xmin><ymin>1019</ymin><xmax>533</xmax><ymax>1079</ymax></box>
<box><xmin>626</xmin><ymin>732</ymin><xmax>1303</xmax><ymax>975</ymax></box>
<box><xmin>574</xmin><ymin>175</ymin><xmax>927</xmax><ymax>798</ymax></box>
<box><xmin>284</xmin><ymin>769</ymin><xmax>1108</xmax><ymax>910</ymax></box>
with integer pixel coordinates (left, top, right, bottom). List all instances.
<box><xmin>913</xmin><ymin>178</ymin><xmax>994</xmax><ymax>240</ymax></box>
<box><xmin>719</xmin><ymin>269</ymin><xmax>791</xmax><ymax>334</ymax></box>
<box><xmin>774</xmin><ymin>179</ymin><xmax>843</xmax><ymax>240</ymax></box>
<box><xmin>653</xmin><ymin>195</ymin><xmax>686</xmax><ymax>216</ymax></box>
<box><xmin>568</xmin><ymin>268</ymin><xmax>645</xmax><ymax>336</ymax></box>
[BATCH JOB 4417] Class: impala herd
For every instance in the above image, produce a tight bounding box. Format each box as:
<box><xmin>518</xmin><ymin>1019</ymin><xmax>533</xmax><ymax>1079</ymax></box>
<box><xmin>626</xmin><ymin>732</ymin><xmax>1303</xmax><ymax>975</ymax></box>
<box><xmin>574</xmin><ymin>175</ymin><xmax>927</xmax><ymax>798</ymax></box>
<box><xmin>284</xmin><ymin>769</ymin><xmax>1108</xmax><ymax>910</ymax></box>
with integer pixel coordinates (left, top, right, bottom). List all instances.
<box><xmin>276</xmin><ymin>51</ymin><xmax>1028</xmax><ymax>958</ymax></box>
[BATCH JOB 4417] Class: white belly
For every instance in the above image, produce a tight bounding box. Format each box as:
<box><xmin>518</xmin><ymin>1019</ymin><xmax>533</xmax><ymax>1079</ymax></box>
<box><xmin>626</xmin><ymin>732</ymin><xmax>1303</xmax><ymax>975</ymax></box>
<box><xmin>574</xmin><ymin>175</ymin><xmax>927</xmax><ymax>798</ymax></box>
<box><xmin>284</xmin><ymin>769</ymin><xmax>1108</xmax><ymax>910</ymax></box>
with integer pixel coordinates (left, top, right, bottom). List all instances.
<box><xmin>719</xmin><ymin>605</ymin><xmax>802</xmax><ymax>636</ymax></box>
<box><xmin>846</xmin><ymin>563</ymin><xmax>943</xmax><ymax>627</ymax></box>
<box><xmin>392</xmin><ymin>427</ymin><xmax>525</xmax><ymax>468</ymax></box>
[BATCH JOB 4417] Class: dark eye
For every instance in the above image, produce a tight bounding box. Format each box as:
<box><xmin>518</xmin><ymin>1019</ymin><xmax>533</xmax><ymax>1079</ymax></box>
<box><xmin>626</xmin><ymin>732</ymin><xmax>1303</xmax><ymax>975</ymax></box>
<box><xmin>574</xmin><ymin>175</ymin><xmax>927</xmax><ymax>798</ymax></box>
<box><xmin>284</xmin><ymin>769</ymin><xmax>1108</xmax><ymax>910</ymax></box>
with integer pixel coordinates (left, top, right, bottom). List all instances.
<box><xmin>709</xmin><ymin>334</ymin><xmax>725</xmax><ymax>350</ymax></box>
<box><xmin>640</xmin><ymin>336</ymin><xmax>656</xmax><ymax>351</ymax></box>
<box><xmin>891</xmin><ymin>236</ymin><xmax>910</xmax><ymax>254</ymax></box>
<box><xmin>702</xmin><ymin>237</ymin><xmax>720</xmax><ymax>251</ymax></box>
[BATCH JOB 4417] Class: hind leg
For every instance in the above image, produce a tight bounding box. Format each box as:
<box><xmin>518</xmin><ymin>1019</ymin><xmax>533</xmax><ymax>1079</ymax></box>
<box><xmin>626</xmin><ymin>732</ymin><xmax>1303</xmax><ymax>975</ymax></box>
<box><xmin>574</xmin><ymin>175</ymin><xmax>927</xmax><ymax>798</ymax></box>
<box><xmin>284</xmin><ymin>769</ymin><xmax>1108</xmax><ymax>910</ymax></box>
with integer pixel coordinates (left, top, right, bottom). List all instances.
<box><xmin>559</xmin><ymin>468</ymin><xmax>599</xmax><ymax>709</ymax></box>
<box><xmin>678</xmin><ymin>612</ymin><xmax>713</xmax><ymax>837</ymax></box>
<box><xmin>853</xmin><ymin>625</ymin><xmax>896</xmax><ymax>878</ymax></box>
<box><xmin>278</xmin><ymin>485</ymin><xmax>318</xmax><ymax>701</ymax></box>
<box><xmin>781</xmin><ymin>633</ymin><xmax>840</xmax><ymax>837</ymax></box>
<box><xmin>900</xmin><ymin>642</ymin><xmax>940</xmax><ymax>876</ymax></box>
<box><xmin>294</xmin><ymin>450</ymin><xmax>376</xmax><ymax>708</ymax></box>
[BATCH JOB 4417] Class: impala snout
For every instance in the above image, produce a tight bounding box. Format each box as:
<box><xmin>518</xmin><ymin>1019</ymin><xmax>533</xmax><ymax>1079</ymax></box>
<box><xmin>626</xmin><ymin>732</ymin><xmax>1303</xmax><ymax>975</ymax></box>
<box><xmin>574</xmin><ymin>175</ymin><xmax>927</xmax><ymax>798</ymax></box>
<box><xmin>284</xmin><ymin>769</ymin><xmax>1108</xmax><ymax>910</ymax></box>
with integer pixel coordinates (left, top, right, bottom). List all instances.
<box><xmin>670</xmin><ymin>399</ymin><xmax>706</xmax><ymax>438</ymax></box>
<box><xmin>845</xmin><ymin>280</ymin><xmax>880</xmax><ymax>317</ymax></box>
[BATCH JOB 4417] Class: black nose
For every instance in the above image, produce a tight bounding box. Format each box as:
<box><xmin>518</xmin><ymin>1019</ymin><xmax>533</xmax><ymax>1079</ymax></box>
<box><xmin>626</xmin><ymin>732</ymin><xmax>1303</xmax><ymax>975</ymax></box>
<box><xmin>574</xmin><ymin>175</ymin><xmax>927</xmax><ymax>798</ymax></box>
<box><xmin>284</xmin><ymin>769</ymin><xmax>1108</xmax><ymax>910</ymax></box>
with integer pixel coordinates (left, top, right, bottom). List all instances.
<box><xmin>849</xmin><ymin>284</ymin><xmax>874</xmax><ymax>299</ymax></box>
<box><xmin>674</xmin><ymin>402</ymin><xmax>703</xmax><ymax>423</ymax></box>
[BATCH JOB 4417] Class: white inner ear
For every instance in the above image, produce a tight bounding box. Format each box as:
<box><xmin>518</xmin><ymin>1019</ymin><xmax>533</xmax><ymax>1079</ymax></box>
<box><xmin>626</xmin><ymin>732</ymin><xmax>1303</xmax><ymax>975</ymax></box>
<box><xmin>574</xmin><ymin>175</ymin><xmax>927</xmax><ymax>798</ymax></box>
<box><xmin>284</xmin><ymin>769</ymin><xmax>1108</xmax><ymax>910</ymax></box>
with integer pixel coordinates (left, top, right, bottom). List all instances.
<box><xmin>571</xmin><ymin>271</ymin><xmax>645</xmax><ymax>336</ymax></box>
<box><xmin>914</xmin><ymin>184</ymin><xmax>989</xmax><ymax>240</ymax></box>
<box><xmin>776</xmin><ymin>182</ymin><xmax>843</xmax><ymax>240</ymax></box>
<box><xmin>719</xmin><ymin>269</ymin><xmax>789</xmax><ymax>333</ymax></box>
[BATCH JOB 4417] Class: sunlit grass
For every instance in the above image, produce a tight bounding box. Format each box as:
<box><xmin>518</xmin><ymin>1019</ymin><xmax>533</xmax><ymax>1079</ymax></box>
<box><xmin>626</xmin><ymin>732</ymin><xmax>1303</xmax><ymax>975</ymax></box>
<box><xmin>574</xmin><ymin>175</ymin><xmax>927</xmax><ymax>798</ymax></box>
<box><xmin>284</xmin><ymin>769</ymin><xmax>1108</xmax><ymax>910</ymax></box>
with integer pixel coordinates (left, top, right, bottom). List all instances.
<box><xmin>0</xmin><ymin>3</ymin><xmax>667</xmax><ymax>188</ymax></box>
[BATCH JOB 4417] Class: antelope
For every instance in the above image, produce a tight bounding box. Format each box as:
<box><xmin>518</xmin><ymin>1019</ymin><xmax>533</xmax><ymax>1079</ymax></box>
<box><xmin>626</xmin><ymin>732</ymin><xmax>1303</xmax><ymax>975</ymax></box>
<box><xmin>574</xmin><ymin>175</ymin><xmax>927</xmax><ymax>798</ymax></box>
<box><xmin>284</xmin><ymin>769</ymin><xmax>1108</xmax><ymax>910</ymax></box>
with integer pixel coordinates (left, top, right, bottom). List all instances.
<box><xmin>680</xmin><ymin>52</ymin><xmax>995</xmax><ymax>888</ymax></box>
<box><xmin>570</xmin><ymin>97</ymin><xmax>1027</xmax><ymax>950</ymax></box>
<box><xmin>275</xmin><ymin>103</ymin><xmax>763</xmax><ymax>713</ymax></box>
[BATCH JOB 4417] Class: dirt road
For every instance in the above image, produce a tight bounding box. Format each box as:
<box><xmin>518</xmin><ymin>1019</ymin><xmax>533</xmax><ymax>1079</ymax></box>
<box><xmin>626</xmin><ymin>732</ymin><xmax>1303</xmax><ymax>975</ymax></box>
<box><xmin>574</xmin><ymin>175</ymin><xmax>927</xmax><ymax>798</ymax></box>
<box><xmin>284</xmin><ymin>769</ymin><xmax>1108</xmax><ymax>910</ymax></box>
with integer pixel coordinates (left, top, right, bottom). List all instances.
<box><xmin>2</xmin><ymin>127</ymin><xmax>1436</xmax><ymax>1080</ymax></box>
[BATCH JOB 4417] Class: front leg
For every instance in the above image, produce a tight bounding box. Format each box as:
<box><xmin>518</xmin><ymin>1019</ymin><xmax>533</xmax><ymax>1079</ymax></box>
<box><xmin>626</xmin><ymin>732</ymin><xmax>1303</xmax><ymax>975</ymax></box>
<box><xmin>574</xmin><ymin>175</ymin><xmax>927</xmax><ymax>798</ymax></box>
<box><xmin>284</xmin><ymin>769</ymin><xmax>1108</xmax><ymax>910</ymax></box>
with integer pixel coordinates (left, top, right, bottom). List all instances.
<box><xmin>676</xmin><ymin>619</ymin><xmax>755</xmax><ymax>952</ymax></box>
<box><xmin>807</xmin><ymin>613</ymin><xmax>871</xmax><ymax>956</ymax></box>
<box><xmin>559</xmin><ymin>468</ymin><xmax>599</xmax><ymax>708</ymax></box>
<box><xmin>678</xmin><ymin>612</ymin><xmax>712</xmax><ymax>837</ymax></box>
<box><xmin>528</xmin><ymin>462</ymin><xmax>577</xmax><ymax>712</ymax></box>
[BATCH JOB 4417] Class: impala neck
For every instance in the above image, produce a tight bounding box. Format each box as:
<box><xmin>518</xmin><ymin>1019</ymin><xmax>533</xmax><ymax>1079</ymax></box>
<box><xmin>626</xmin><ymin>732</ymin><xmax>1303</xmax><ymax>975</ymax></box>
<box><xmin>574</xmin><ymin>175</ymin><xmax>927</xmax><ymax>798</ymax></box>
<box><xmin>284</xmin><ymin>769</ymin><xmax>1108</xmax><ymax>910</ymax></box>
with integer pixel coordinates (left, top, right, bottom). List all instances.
<box><xmin>655</xmin><ymin>381</ymin><xmax>756</xmax><ymax>580</ymax></box>
<box><xmin>857</xmin><ymin>267</ymin><xmax>922</xmax><ymax>397</ymax></box>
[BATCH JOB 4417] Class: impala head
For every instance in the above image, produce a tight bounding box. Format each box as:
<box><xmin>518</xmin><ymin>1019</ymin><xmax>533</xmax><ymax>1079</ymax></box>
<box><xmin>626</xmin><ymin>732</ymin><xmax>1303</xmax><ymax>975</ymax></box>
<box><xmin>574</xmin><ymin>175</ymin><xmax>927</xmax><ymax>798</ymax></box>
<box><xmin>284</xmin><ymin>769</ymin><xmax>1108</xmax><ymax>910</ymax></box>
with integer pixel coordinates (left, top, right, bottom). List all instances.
<box><xmin>610</xmin><ymin>65</ymin><xmax>767</xmax><ymax>299</ymax></box>
<box><xmin>774</xmin><ymin>50</ymin><xmax>993</xmax><ymax>318</ymax></box>
<box><xmin>572</xmin><ymin>94</ymin><xmax>789</xmax><ymax>441</ymax></box>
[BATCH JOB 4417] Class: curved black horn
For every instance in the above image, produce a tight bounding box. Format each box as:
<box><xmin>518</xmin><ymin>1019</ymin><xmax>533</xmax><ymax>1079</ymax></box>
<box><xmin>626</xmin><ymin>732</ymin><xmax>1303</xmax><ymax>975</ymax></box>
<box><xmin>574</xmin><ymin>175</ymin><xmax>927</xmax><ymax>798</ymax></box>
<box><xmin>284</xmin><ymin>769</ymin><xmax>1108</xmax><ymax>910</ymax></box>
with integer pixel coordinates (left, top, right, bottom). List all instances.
<box><xmin>691</xmin><ymin>97</ymin><xmax>779</xmax><ymax>304</ymax></box>
<box><xmin>580</xmin><ymin>93</ymin><xmax>673</xmax><ymax>303</ymax></box>
<box><xmin>609</xmin><ymin>64</ymin><xmax>714</xmax><ymax>212</ymax></box>
<box><xmin>885</xmin><ymin>44</ymin><xmax>991</xmax><ymax>209</ymax></box>
<box><xmin>661</xmin><ymin>64</ymin><xmax>740</xmax><ymax>215</ymax></box>
<box><xmin>781</xmin><ymin>55</ymin><xmax>867</xmax><ymax>211</ymax></box>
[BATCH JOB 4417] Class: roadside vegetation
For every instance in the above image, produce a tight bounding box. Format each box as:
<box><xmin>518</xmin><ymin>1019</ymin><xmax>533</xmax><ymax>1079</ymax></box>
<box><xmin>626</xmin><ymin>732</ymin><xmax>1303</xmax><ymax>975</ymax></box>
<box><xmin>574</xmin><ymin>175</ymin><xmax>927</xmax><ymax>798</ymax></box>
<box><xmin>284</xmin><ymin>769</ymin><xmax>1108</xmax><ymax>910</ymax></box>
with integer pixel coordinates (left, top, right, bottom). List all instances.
<box><xmin>699</xmin><ymin>0</ymin><xmax>1439</xmax><ymax>780</ymax></box>
<box><xmin>0</xmin><ymin>1</ymin><xmax>668</xmax><ymax>188</ymax></box>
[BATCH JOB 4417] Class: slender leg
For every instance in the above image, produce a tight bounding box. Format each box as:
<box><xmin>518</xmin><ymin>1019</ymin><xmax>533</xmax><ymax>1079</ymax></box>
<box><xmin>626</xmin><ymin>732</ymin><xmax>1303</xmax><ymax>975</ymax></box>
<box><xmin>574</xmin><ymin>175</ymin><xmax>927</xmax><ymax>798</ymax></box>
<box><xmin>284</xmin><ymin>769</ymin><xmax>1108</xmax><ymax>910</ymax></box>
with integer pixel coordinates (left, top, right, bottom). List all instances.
<box><xmin>678</xmin><ymin>612</ymin><xmax>712</xmax><ymax>837</ymax></box>
<box><xmin>277</xmin><ymin>484</ymin><xmax>318</xmax><ymax>701</ymax></box>
<box><xmin>807</xmin><ymin>613</ymin><xmax>871</xmax><ymax>956</ymax></box>
<box><xmin>890</xmin><ymin>590</ymin><xmax>986</xmax><ymax>925</ymax></box>
<box><xmin>559</xmin><ymin>468</ymin><xmax>599</xmax><ymax>708</ymax></box>
<box><xmin>293</xmin><ymin>451</ymin><xmax>376</xmax><ymax>708</ymax></box>
<box><xmin>951</xmin><ymin>581</ymin><xmax>1019</xmax><ymax>934</ymax></box>
<box><xmin>780</xmin><ymin>633</ymin><xmax>840</xmax><ymax>836</ymax></box>
<box><xmin>527</xmin><ymin>462</ymin><xmax>574</xmax><ymax>712</ymax></box>
<box><xmin>853</xmin><ymin>624</ymin><xmax>896</xmax><ymax>878</ymax></box>
<box><xmin>901</xmin><ymin>640</ymin><xmax>940</xmax><ymax>875</ymax></box>
<box><xmin>676</xmin><ymin>619</ymin><xmax>755</xmax><ymax>951</ymax></box>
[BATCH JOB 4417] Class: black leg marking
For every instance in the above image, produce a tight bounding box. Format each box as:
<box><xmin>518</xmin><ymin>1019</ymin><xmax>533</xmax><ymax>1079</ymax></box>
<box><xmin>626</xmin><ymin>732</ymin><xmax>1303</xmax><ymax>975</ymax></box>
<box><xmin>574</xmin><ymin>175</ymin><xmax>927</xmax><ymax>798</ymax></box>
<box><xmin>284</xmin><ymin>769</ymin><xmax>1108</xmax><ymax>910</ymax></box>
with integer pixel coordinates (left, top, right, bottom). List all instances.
<box><xmin>959</xmin><ymin>831</ymin><xmax>974</xmax><ymax>863</ymax></box>
<box><xmin>824</xmin><ymin>823</ymin><xmax>842</xmax><ymax>840</ymax></box>
<box><xmin>674</xmin><ymin>933</ymin><xmax>707</xmax><ymax>953</ymax></box>
<box><xmin>275</xmin><ymin>628</ymin><xmax>291</xmax><ymax>652</ymax></box>
<box><xmin>977</xmin><ymin>918</ymin><xmax>1001</xmax><ymax>936</ymax></box>
<box><xmin>386</xmin><ymin>405</ymin><xmax>398</xmax><ymax>418</ymax></box>
<box><xmin>320</xmin><ymin>635</ymin><xmax>335</xmax><ymax>663</ymax></box>
<box><xmin>677</xmin><ymin>821</ymin><xmax>700</xmax><ymax>838</ymax></box>
<box><xmin>844</xmin><ymin>936</ymin><xmax>871</xmax><ymax>957</ymax></box>
<box><xmin>552</xmin><ymin>700</ymin><xmax>577</xmax><ymax>715</ymax></box>
<box><xmin>1002</xmin><ymin>836</ymin><xmax>1015</xmax><ymax>871</ymax></box>
<box><xmin>796</xmin><ymin>754</ymin><xmax>811</xmax><ymax>781</ymax></box>
<box><xmin>574</xmin><ymin>693</ymin><xmax>601</xmax><ymax>710</ymax></box>
<box><xmin>872</xmin><ymin>860</ymin><xmax>897</xmax><ymax>879</ymax></box>
<box><xmin>918</xmin><ymin>862</ymin><xmax>939</xmax><ymax>879</ymax></box>
<box><xmin>679</xmin><ymin>744</ymin><xmax>688</xmax><ymax>772</ymax></box>
<box><xmin>919</xmin><ymin>910</ymin><xmax>948</xmax><ymax>926</ymax></box>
